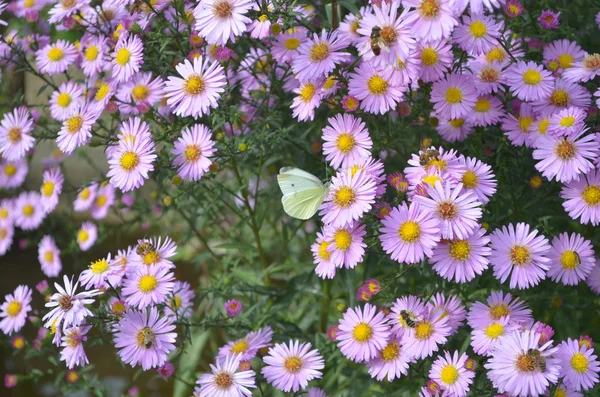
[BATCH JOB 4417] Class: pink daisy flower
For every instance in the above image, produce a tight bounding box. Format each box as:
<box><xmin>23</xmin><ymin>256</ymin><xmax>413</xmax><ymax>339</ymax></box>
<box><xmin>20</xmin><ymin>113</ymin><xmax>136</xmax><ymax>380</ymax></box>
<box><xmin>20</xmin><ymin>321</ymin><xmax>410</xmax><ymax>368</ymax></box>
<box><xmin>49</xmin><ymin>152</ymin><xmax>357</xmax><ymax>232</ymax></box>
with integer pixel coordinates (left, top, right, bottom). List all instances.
<box><xmin>456</xmin><ymin>156</ymin><xmax>497</xmax><ymax>204</ymax></box>
<box><xmin>533</xmin><ymin>79</ymin><xmax>591</xmax><ymax>115</ymax></box>
<box><xmin>43</xmin><ymin>275</ymin><xmax>100</xmax><ymax>330</ymax></box>
<box><xmin>0</xmin><ymin>107</ymin><xmax>34</xmax><ymax>160</ymax></box>
<box><xmin>292</xmin><ymin>29</ymin><xmax>350</xmax><ymax>83</ymax></box>
<box><xmin>56</xmin><ymin>104</ymin><xmax>102</xmax><ymax>154</ymax></box>
<box><xmin>128</xmin><ymin>236</ymin><xmax>178</xmax><ymax>271</ymax></box>
<box><xmin>467</xmin><ymin>291</ymin><xmax>532</xmax><ymax>329</ymax></box>
<box><xmin>436</xmin><ymin>116</ymin><xmax>475</xmax><ymax>142</ymax></box>
<box><xmin>538</xmin><ymin>10</ymin><xmax>560</xmax><ymax>29</ymax></box>
<box><xmin>468</xmin><ymin>61</ymin><xmax>506</xmax><ymax>95</ymax></box>
<box><xmin>193</xmin><ymin>0</ymin><xmax>253</xmax><ymax>45</ymax></box>
<box><xmin>501</xmin><ymin>102</ymin><xmax>536</xmax><ymax>147</ymax></box>
<box><xmin>80</xmin><ymin>35</ymin><xmax>109</xmax><ymax>77</ymax></box>
<box><xmin>547</xmin><ymin>232</ymin><xmax>595</xmax><ymax>286</ymax></box>
<box><xmin>0</xmin><ymin>158</ymin><xmax>28</xmax><ymax>189</ymax></box>
<box><xmin>414</xmin><ymin>181</ymin><xmax>482</xmax><ymax>240</ymax></box>
<box><xmin>172</xmin><ymin>124</ymin><xmax>216</xmax><ymax>182</ymax></box>
<box><xmin>14</xmin><ymin>191</ymin><xmax>45</xmax><ymax>230</ymax></box>
<box><xmin>453</xmin><ymin>15</ymin><xmax>502</xmax><ymax>56</ymax></box>
<box><xmin>532</xmin><ymin>130</ymin><xmax>598</xmax><ymax>183</ymax></box>
<box><xmin>504</xmin><ymin>0</ymin><xmax>523</xmax><ymax>17</ymax></box>
<box><xmin>323</xmin><ymin>221</ymin><xmax>366</xmax><ymax>269</ymax></box>
<box><xmin>558</xmin><ymin>338</ymin><xmax>600</xmax><ymax>391</ymax></box>
<box><xmin>471</xmin><ymin>316</ymin><xmax>520</xmax><ymax>356</ymax></box>
<box><xmin>60</xmin><ymin>325</ymin><xmax>91</xmax><ymax>369</ymax></box>
<box><xmin>357</xmin><ymin>3</ymin><xmax>415</xmax><ymax>67</ymax></box>
<box><xmin>431</xmin><ymin>74</ymin><xmax>477</xmax><ymax>119</ymax></box>
<box><xmin>312</xmin><ymin>230</ymin><xmax>336</xmax><ymax>279</ymax></box>
<box><xmin>490</xmin><ymin>223</ymin><xmax>551</xmax><ymax>289</ymax></box>
<box><xmin>402</xmin><ymin>309</ymin><xmax>451</xmax><ymax>360</ymax></box>
<box><xmin>90</xmin><ymin>183</ymin><xmax>115</xmax><ymax>220</ymax></box>
<box><xmin>89</xmin><ymin>79</ymin><xmax>117</xmax><ymax>113</ymax></box>
<box><xmin>485</xmin><ymin>330</ymin><xmax>561</xmax><ymax>397</ymax></box>
<box><xmin>543</xmin><ymin>39</ymin><xmax>585</xmax><ymax>73</ymax></box>
<box><xmin>224</xmin><ymin>299</ymin><xmax>242</xmax><ymax>317</ymax></box>
<box><xmin>196</xmin><ymin>354</ymin><xmax>255</xmax><ymax>396</ymax></box>
<box><xmin>403</xmin><ymin>0</ymin><xmax>458</xmax><ymax>42</ymax></box>
<box><xmin>338</xmin><ymin>10</ymin><xmax>362</xmax><ymax>45</ymax></box>
<box><xmin>547</xmin><ymin>107</ymin><xmax>587</xmax><ymax>138</ymax></box>
<box><xmin>388</xmin><ymin>295</ymin><xmax>426</xmax><ymax>337</ymax></box>
<box><xmin>506</xmin><ymin>61</ymin><xmax>555</xmax><ymax>102</ymax></box>
<box><xmin>262</xmin><ymin>340</ymin><xmax>324</xmax><ymax>393</ymax></box>
<box><xmin>0</xmin><ymin>285</ymin><xmax>32</xmax><ymax>335</ymax></box>
<box><xmin>429</xmin><ymin>351</ymin><xmax>475</xmax><ymax>397</ymax></box>
<box><xmin>404</xmin><ymin>146</ymin><xmax>461</xmax><ymax>187</ymax></box>
<box><xmin>77</xmin><ymin>221</ymin><xmax>97</xmax><ymax>251</ymax></box>
<box><xmin>418</xmin><ymin>40</ymin><xmax>453</xmax><ymax>83</ymax></box>
<box><xmin>80</xmin><ymin>254</ymin><xmax>123</xmax><ymax>290</ymax></box>
<box><xmin>348</xmin><ymin>62</ymin><xmax>404</xmax><ymax>115</ymax></box>
<box><xmin>366</xmin><ymin>335</ymin><xmax>413</xmax><ymax>381</ymax></box>
<box><xmin>271</xmin><ymin>27</ymin><xmax>307</xmax><ymax>64</ymax></box>
<box><xmin>217</xmin><ymin>327</ymin><xmax>273</xmax><ymax>362</ymax></box>
<box><xmin>561</xmin><ymin>169</ymin><xmax>600</xmax><ymax>225</ymax></box>
<box><xmin>164</xmin><ymin>56</ymin><xmax>226</xmax><ymax>119</ymax></box>
<box><xmin>291</xmin><ymin>79</ymin><xmax>323</xmax><ymax>122</ymax></box>
<box><xmin>38</xmin><ymin>235</ymin><xmax>62</xmax><ymax>278</ymax></box>
<box><xmin>40</xmin><ymin>168</ymin><xmax>63</xmax><ymax>213</ymax></box>
<box><xmin>430</xmin><ymin>226</ymin><xmax>491</xmax><ymax>283</ymax></box>
<box><xmin>1</xmin><ymin>221</ymin><xmax>15</xmax><ymax>255</ymax></box>
<box><xmin>322</xmin><ymin>114</ymin><xmax>372</xmax><ymax>170</ymax></box>
<box><xmin>563</xmin><ymin>53</ymin><xmax>600</xmax><ymax>83</ymax></box>
<box><xmin>111</xmin><ymin>34</ymin><xmax>143</xmax><ymax>83</ymax></box>
<box><xmin>391</xmin><ymin>50</ymin><xmax>421</xmax><ymax>86</ymax></box>
<box><xmin>49</xmin><ymin>81</ymin><xmax>84</xmax><ymax>121</ymax></box>
<box><xmin>164</xmin><ymin>281</ymin><xmax>195</xmax><ymax>319</ymax></box>
<box><xmin>320</xmin><ymin>169</ymin><xmax>376</xmax><ymax>228</ymax></box>
<box><xmin>122</xmin><ymin>266</ymin><xmax>175</xmax><ymax>309</ymax></box>
<box><xmin>116</xmin><ymin>72</ymin><xmax>164</xmax><ymax>115</ymax></box>
<box><xmin>113</xmin><ymin>306</ymin><xmax>177</xmax><ymax>370</ymax></box>
<box><xmin>36</xmin><ymin>40</ymin><xmax>77</xmax><ymax>75</ymax></box>
<box><xmin>468</xmin><ymin>94</ymin><xmax>504</xmax><ymax>127</ymax></box>
<box><xmin>427</xmin><ymin>293</ymin><xmax>466</xmax><ymax>335</ymax></box>
<box><xmin>107</xmin><ymin>118</ymin><xmax>156</xmax><ymax>192</ymax></box>
<box><xmin>337</xmin><ymin>303</ymin><xmax>390</xmax><ymax>363</ymax></box>
<box><xmin>379</xmin><ymin>201</ymin><xmax>441</xmax><ymax>264</ymax></box>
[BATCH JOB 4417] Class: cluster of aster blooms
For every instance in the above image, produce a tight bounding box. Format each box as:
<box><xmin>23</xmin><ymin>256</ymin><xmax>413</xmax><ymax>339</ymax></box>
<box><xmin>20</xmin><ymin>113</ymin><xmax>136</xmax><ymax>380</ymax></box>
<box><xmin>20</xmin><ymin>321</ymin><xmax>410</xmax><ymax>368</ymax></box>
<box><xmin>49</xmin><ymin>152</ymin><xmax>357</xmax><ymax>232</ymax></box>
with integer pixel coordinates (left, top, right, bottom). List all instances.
<box><xmin>329</xmin><ymin>292</ymin><xmax>600</xmax><ymax>397</ymax></box>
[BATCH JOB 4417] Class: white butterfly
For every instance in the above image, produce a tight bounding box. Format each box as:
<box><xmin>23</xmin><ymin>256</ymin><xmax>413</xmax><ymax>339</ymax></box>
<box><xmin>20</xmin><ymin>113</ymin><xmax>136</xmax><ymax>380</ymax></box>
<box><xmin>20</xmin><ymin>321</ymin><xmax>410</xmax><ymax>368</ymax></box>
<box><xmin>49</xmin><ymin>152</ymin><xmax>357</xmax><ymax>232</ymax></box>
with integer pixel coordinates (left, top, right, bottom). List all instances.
<box><xmin>277</xmin><ymin>167</ymin><xmax>329</xmax><ymax>220</ymax></box>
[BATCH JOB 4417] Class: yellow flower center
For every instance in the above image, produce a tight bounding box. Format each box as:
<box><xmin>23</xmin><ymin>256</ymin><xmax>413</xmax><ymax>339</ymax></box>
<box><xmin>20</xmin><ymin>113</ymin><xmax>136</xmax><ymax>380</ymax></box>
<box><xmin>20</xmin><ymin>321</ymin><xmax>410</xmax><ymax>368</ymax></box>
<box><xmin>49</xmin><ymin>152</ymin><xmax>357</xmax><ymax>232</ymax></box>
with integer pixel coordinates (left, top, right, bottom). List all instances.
<box><xmin>42</xmin><ymin>181</ymin><xmax>55</xmax><ymax>197</ymax></box>
<box><xmin>44</xmin><ymin>250</ymin><xmax>54</xmax><ymax>263</ymax></box>
<box><xmin>334</xmin><ymin>229</ymin><xmax>352</xmax><ymax>251</ymax></box>
<box><xmin>510</xmin><ymin>245</ymin><xmax>531</xmax><ymax>266</ymax></box>
<box><xmin>508</xmin><ymin>4</ymin><xmax>520</xmax><ymax>14</ymax></box>
<box><xmin>559</xmin><ymin>116</ymin><xmax>576</xmax><ymax>127</ymax></box>
<box><xmin>440</xmin><ymin>365</ymin><xmax>459</xmax><ymax>385</ymax></box>
<box><xmin>115</xmin><ymin>48</ymin><xmax>131</xmax><ymax>66</ymax></box>
<box><xmin>258</xmin><ymin>14</ymin><xmax>268</xmax><ymax>22</ymax></box>
<box><xmin>284</xmin><ymin>356</ymin><xmax>303</xmax><ymax>373</ymax></box>
<box><xmin>484</xmin><ymin>323</ymin><xmax>504</xmax><ymax>339</ymax></box>
<box><xmin>437</xmin><ymin>201</ymin><xmax>457</xmax><ymax>219</ymax></box>
<box><xmin>381</xmin><ymin>342</ymin><xmax>400</xmax><ymax>362</ymax></box>
<box><xmin>139</xmin><ymin>275</ymin><xmax>158</xmax><ymax>292</ymax></box>
<box><xmin>184</xmin><ymin>145</ymin><xmax>201</xmax><ymax>162</ymax></box>
<box><xmin>22</xmin><ymin>204</ymin><xmax>34</xmax><ymax>217</ymax></box>
<box><xmin>380</xmin><ymin>26</ymin><xmax>398</xmax><ymax>44</ymax></box>
<box><xmin>318</xmin><ymin>241</ymin><xmax>331</xmax><ymax>260</ymax></box>
<box><xmin>418</xmin><ymin>0</ymin><xmax>440</xmax><ymax>18</ymax></box>
<box><xmin>537</xmin><ymin>119</ymin><xmax>550</xmax><ymax>134</ymax></box>
<box><xmin>336</xmin><ymin>133</ymin><xmax>355</xmax><ymax>154</ymax></box>
<box><xmin>469</xmin><ymin>20</ymin><xmax>487</xmax><ymax>38</ymax></box>
<box><xmin>445</xmin><ymin>87</ymin><xmax>463</xmax><ymax>104</ymax></box>
<box><xmin>57</xmin><ymin>92</ymin><xmax>71</xmax><ymax>108</ymax></box>
<box><xmin>523</xmin><ymin>69</ymin><xmax>542</xmax><ymax>85</ymax></box>
<box><xmin>95</xmin><ymin>195</ymin><xmax>107</xmax><ymax>207</ymax></box>
<box><xmin>461</xmin><ymin>171</ymin><xmax>478</xmax><ymax>188</ymax></box>
<box><xmin>571</xmin><ymin>353</ymin><xmax>589</xmax><ymax>373</ymax></box>
<box><xmin>421</xmin><ymin>47</ymin><xmax>438</xmax><ymax>66</ymax></box>
<box><xmin>415</xmin><ymin>321</ymin><xmax>434</xmax><ymax>340</ymax></box>
<box><xmin>120</xmin><ymin>152</ymin><xmax>139</xmax><ymax>171</ymax></box>
<box><xmin>550</xmin><ymin>90</ymin><xmax>569</xmax><ymax>107</ymax></box>
<box><xmin>66</xmin><ymin>115</ymin><xmax>84</xmax><ymax>134</ymax></box>
<box><xmin>4</xmin><ymin>165</ymin><xmax>16</xmax><ymax>176</ymax></box>
<box><xmin>24</xmin><ymin>0</ymin><xmax>35</xmax><ymax>7</ymax></box>
<box><xmin>172</xmin><ymin>295</ymin><xmax>182</xmax><ymax>308</ymax></box>
<box><xmin>485</xmin><ymin>47</ymin><xmax>507</xmax><ymax>63</ymax></box>
<box><xmin>333</xmin><ymin>186</ymin><xmax>356</xmax><ymax>208</ymax></box>
<box><xmin>78</xmin><ymin>230</ymin><xmax>89</xmax><ymax>243</ymax></box>
<box><xmin>516</xmin><ymin>353</ymin><xmax>536</xmax><ymax>372</ymax></box>
<box><xmin>323</xmin><ymin>76</ymin><xmax>336</xmax><ymax>90</ymax></box>
<box><xmin>48</xmin><ymin>47</ymin><xmax>64</xmax><ymax>62</ymax></box>
<box><xmin>284</xmin><ymin>37</ymin><xmax>300</xmax><ymax>50</ymax></box>
<box><xmin>554</xmin><ymin>388</ymin><xmax>567</xmax><ymax>397</ymax></box>
<box><xmin>308</xmin><ymin>42</ymin><xmax>330</xmax><ymax>62</ymax></box>
<box><xmin>80</xmin><ymin>187</ymin><xmax>90</xmax><ymax>200</ymax></box>
<box><xmin>449</xmin><ymin>240</ymin><xmax>471</xmax><ymax>261</ymax></box>
<box><xmin>85</xmin><ymin>45</ymin><xmax>99</xmax><ymax>61</ymax></box>
<box><xmin>7</xmin><ymin>127</ymin><xmax>22</xmax><ymax>144</ymax></box>
<box><xmin>489</xmin><ymin>303</ymin><xmax>510</xmax><ymax>320</ymax></box>
<box><xmin>519</xmin><ymin>116</ymin><xmax>533</xmax><ymax>132</ymax></box>
<box><xmin>423</xmin><ymin>174</ymin><xmax>442</xmax><ymax>186</ymax></box>
<box><xmin>95</xmin><ymin>83</ymin><xmax>110</xmax><ymax>101</ymax></box>
<box><xmin>582</xmin><ymin>185</ymin><xmax>600</xmax><ymax>206</ymax></box>
<box><xmin>479</xmin><ymin>65</ymin><xmax>500</xmax><ymax>82</ymax></box>
<box><xmin>299</xmin><ymin>83</ymin><xmax>317</xmax><ymax>102</ymax></box>
<box><xmin>132</xmin><ymin>85</ymin><xmax>150</xmax><ymax>101</ymax></box>
<box><xmin>474</xmin><ymin>98</ymin><xmax>491</xmax><ymax>112</ymax></box>
<box><xmin>213</xmin><ymin>0</ymin><xmax>233</xmax><ymax>19</ymax></box>
<box><xmin>399</xmin><ymin>220</ymin><xmax>420</xmax><ymax>242</ymax></box>
<box><xmin>0</xmin><ymin>208</ymin><xmax>8</xmax><ymax>219</ymax></box>
<box><xmin>231</xmin><ymin>339</ymin><xmax>249</xmax><ymax>353</ymax></box>
<box><xmin>367</xmin><ymin>75</ymin><xmax>388</xmax><ymax>95</ymax></box>
<box><xmin>353</xmin><ymin>323</ymin><xmax>372</xmax><ymax>342</ymax></box>
<box><xmin>184</xmin><ymin>75</ymin><xmax>205</xmax><ymax>96</ymax></box>
<box><xmin>7</xmin><ymin>301</ymin><xmax>22</xmax><ymax>317</ymax></box>
<box><xmin>90</xmin><ymin>259</ymin><xmax>110</xmax><ymax>274</ymax></box>
<box><xmin>143</xmin><ymin>250</ymin><xmax>159</xmax><ymax>266</ymax></box>
<box><xmin>557</xmin><ymin>53</ymin><xmax>574</xmax><ymax>69</ymax></box>
<box><xmin>554</xmin><ymin>140</ymin><xmax>576</xmax><ymax>160</ymax></box>
<box><xmin>560</xmin><ymin>250</ymin><xmax>580</xmax><ymax>269</ymax></box>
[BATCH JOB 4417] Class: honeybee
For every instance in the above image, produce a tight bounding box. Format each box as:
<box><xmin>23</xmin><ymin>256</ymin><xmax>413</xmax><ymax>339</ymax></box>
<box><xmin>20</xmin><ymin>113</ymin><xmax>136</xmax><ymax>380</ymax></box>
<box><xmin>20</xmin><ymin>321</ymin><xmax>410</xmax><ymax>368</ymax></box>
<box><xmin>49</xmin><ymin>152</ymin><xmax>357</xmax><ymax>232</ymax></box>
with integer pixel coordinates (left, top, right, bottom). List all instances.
<box><xmin>527</xmin><ymin>348</ymin><xmax>547</xmax><ymax>372</ymax></box>
<box><xmin>140</xmin><ymin>327</ymin><xmax>156</xmax><ymax>349</ymax></box>
<box><xmin>419</xmin><ymin>149</ymin><xmax>441</xmax><ymax>167</ymax></box>
<box><xmin>370</xmin><ymin>26</ymin><xmax>390</xmax><ymax>56</ymax></box>
<box><xmin>136</xmin><ymin>241</ymin><xmax>154</xmax><ymax>256</ymax></box>
<box><xmin>400</xmin><ymin>310</ymin><xmax>418</xmax><ymax>328</ymax></box>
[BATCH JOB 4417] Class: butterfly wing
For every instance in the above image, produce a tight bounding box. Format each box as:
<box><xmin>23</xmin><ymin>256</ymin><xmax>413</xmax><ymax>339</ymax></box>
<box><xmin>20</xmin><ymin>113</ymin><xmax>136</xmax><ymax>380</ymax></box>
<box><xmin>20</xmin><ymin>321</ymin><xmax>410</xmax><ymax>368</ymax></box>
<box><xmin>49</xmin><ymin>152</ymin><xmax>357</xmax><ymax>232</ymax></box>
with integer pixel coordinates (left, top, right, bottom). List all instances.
<box><xmin>281</xmin><ymin>187</ymin><xmax>328</xmax><ymax>220</ymax></box>
<box><xmin>277</xmin><ymin>167</ymin><xmax>324</xmax><ymax>196</ymax></box>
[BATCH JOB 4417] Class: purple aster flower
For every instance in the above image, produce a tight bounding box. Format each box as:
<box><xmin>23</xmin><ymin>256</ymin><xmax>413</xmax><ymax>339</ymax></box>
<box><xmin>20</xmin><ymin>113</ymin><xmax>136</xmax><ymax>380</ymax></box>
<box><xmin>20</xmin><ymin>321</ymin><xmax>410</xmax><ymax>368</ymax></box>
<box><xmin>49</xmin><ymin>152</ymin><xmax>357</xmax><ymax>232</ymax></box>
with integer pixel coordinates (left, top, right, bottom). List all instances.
<box><xmin>0</xmin><ymin>158</ymin><xmax>28</xmax><ymax>189</ymax></box>
<box><xmin>587</xmin><ymin>260</ymin><xmax>600</xmax><ymax>294</ymax></box>
<box><xmin>402</xmin><ymin>308</ymin><xmax>451</xmax><ymax>360</ymax></box>
<box><xmin>322</xmin><ymin>114</ymin><xmax>372</xmax><ymax>170</ymax></box>
<box><xmin>113</xmin><ymin>307</ymin><xmax>177</xmax><ymax>370</ymax></box>
<box><xmin>531</xmin><ymin>322</ymin><xmax>555</xmax><ymax>346</ymax></box>
<box><xmin>504</xmin><ymin>0</ymin><xmax>523</xmax><ymax>17</ymax></box>
<box><xmin>164</xmin><ymin>56</ymin><xmax>226</xmax><ymax>119</ymax></box>
<box><xmin>467</xmin><ymin>291</ymin><xmax>532</xmax><ymax>329</ymax></box>
<box><xmin>561</xmin><ymin>169</ymin><xmax>600</xmax><ymax>225</ymax></box>
<box><xmin>417</xmin><ymin>40</ymin><xmax>453</xmax><ymax>83</ymax></box>
<box><xmin>388</xmin><ymin>295</ymin><xmax>426</xmax><ymax>337</ymax></box>
<box><xmin>468</xmin><ymin>95</ymin><xmax>504</xmax><ymax>127</ymax></box>
<box><xmin>547</xmin><ymin>107</ymin><xmax>587</xmax><ymax>138</ymax></box>
<box><xmin>429</xmin><ymin>351</ymin><xmax>475</xmax><ymax>396</ymax></box>
<box><xmin>271</xmin><ymin>27</ymin><xmax>307</xmax><ymax>64</ymax></box>
<box><xmin>4</xmin><ymin>374</ymin><xmax>17</xmax><ymax>388</ymax></box>
<box><xmin>116</xmin><ymin>72</ymin><xmax>164</xmax><ymax>115</ymax></box>
<box><xmin>217</xmin><ymin>327</ymin><xmax>273</xmax><ymax>362</ymax></box>
<box><xmin>195</xmin><ymin>353</ymin><xmax>255</xmax><ymax>396</ymax></box>
<box><xmin>36</xmin><ymin>40</ymin><xmax>77</xmax><ymax>75</ymax></box>
<box><xmin>164</xmin><ymin>281</ymin><xmax>195</xmax><ymax>319</ymax></box>
<box><xmin>77</xmin><ymin>221</ymin><xmax>97</xmax><ymax>251</ymax></box>
<box><xmin>533</xmin><ymin>79</ymin><xmax>591</xmax><ymax>115</ymax></box>
<box><xmin>111</xmin><ymin>34</ymin><xmax>143</xmax><ymax>83</ymax></box>
<box><xmin>563</xmin><ymin>54</ymin><xmax>600</xmax><ymax>83</ymax></box>
<box><xmin>312</xmin><ymin>230</ymin><xmax>336</xmax><ymax>279</ymax></box>
<box><xmin>506</xmin><ymin>61</ymin><xmax>555</xmax><ymax>102</ymax></box>
<box><xmin>0</xmin><ymin>285</ymin><xmax>32</xmax><ymax>335</ymax></box>
<box><xmin>292</xmin><ymin>29</ymin><xmax>350</xmax><ymax>83</ymax></box>
<box><xmin>453</xmin><ymin>15</ymin><xmax>503</xmax><ymax>56</ymax></box>
<box><xmin>172</xmin><ymin>124</ymin><xmax>216</xmax><ymax>182</ymax></box>
<box><xmin>262</xmin><ymin>340</ymin><xmax>324</xmax><ymax>392</ymax></box>
<box><xmin>471</xmin><ymin>316</ymin><xmax>520</xmax><ymax>356</ymax></box>
<box><xmin>0</xmin><ymin>221</ymin><xmax>14</xmax><ymax>255</ymax></box>
<box><xmin>90</xmin><ymin>183</ymin><xmax>115</xmax><ymax>220</ymax></box>
<box><xmin>485</xmin><ymin>330</ymin><xmax>560</xmax><ymax>397</ymax></box>
<box><xmin>490</xmin><ymin>223</ymin><xmax>551</xmax><ymax>289</ymax></box>
<box><xmin>80</xmin><ymin>35</ymin><xmax>109</xmax><ymax>77</ymax></box>
<box><xmin>80</xmin><ymin>254</ymin><xmax>124</xmax><ymax>290</ymax></box>
<box><xmin>193</xmin><ymin>0</ymin><xmax>253</xmax><ymax>45</ymax></box>
<box><xmin>56</xmin><ymin>104</ymin><xmax>102</xmax><ymax>154</ymax></box>
<box><xmin>60</xmin><ymin>325</ymin><xmax>91</xmax><ymax>369</ymax></box>
<box><xmin>456</xmin><ymin>156</ymin><xmax>497</xmax><ymax>204</ymax></box>
<box><xmin>40</xmin><ymin>168</ymin><xmax>64</xmax><ymax>213</ymax></box>
<box><xmin>122</xmin><ymin>265</ymin><xmax>175</xmax><ymax>309</ymax></box>
<box><xmin>547</xmin><ymin>232</ymin><xmax>596</xmax><ymax>285</ymax></box>
<box><xmin>426</xmin><ymin>293</ymin><xmax>466</xmax><ymax>335</ymax></box>
<box><xmin>14</xmin><ymin>191</ymin><xmax>45</xmax><ymax>230</ymax></box>
<box><xmin>337</xmin><ymin>303</ymin><xmax>390</xmax><ymax>362</ymax></box>
<box><xmin>469</xmin><ymin>61</ymin><xmax>506</xmax><ymax>95</ymax></box>
<box><xmin>224</xmin><ymin>299</ymin><xmax>242</xmax><ymax>317</ymax></box>
<box><xmin>431</xmin><ymin>74</ymin><xmax>477</xmax><ymax>119</ymax></box>
<box><xmin>348</xmin><ymin>62</ymin><xmax>404</xmax><ymax>115</ymax></box>
<box><xmin>0</xmin><ymin>107</ymin><xmax>34</xmax><ymax>160</ymax></box>
<box><xmin>502</xmin><ymin>102</ymin><xmax>536</xmax><ymax>148</ymax></box>
<box><xmin>379</xmin><ymin>201</ymin><xmax>441</xmax><ymax>264</ymax></box>
<box><xmin>291</xmin><ymin>79</ymin><xmax>324</xmax><ymax>122</ymax></box>
<box><xmin>366</xmin><ymin>335</ymin><xmax>413</xmax><ymax>381</ymax></box>
<box><xmin>128</xmin><ymin>236</ymin><xmax>178</xmax><ymax>271</ymax></box>
<box><xmin>403</xmin><ymin>0</ymin><xmax>458</xmax><ymax>42</ymax></box>
<box><xmin>43</xmin><ymin>275</ymin><xmax>100</xmax><ymax>330</ymax></box>
<box><xmin>538</xmin><ymin>10</ymin><xmax>560</xmax><ymax>29</ymax></box>
<box><xmin>323</xmin><ymin>221</ymin><xmax>366</xmax><ymax>269</ymax></box>
<box><xmin>157</xmin><ymin>362</ymin><xmax>174</xmax><ymax>379</ymax></box>
<box><xmin>38</xmin><ymin>235</ymin><xmax>62</xmax><ymax>278</ymax></box>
